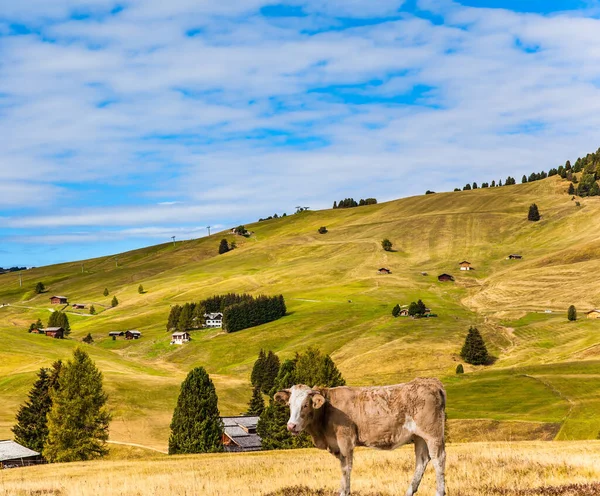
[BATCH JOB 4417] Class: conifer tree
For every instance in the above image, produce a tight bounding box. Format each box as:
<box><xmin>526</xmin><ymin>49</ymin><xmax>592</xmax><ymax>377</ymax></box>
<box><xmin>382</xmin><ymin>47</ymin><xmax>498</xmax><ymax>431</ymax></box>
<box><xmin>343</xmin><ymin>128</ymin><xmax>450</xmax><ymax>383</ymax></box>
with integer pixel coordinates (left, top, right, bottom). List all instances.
<box><xmin>246</xmin><ymin>385</ymin><xmax>265</xmax><ymax>416</ymax></box>
<box><xmin>528</xmin><ymin>203</ymin><xmax>541</xmax><ymax>221</ymax></box>
<box><xmin>218</xmin><ymin>239</ymin><xmax>230</xmax><ymax>255</ymax></box>
<box><xmin>44</xmin><ymin>349</ymin><xmax>110</xmax><ymax>462</ymax></box>
<box><xmin>168</xmin><ymin>367</ymin><xmax>223</xmax><ymax>454</ymax></box>
<box><xmin>456</xmin><ymin>364</ymin><xmax>464</xmax><ymax>374</ymax></box>
<box><xmin>29</xmin><ymin>318</ymin><xmax>43</xmax><ymax>332</ymax></box>
<box><xmin>568</xmin><ymin>305</ymin><xmax>577</xmax><ymax>321</ymax></box>
<box><xmin>251</xmin><ymin>350</ymin><xmax>266</xmax><ymax>389</ymax></box>
<box><xmin>89</xmin><ymin>305</ymin><xmax>96</xmax><ymax>315</ymax></box>
<box><xmin>167</xmin><ymin>305</ymin><xmax>182</xmax><ymax>331</ymax></box>
<box><xmin>568</xmin><ymin>183</ymin><xmax>575</xmax><ymax>195</ymax></box>
<box><xmin>460</xmin><ymin>327</ymin><xmax>489</xmax><ymax>365</ymax></box>
<box><xmin>417</xmin><ymin>299</ymin><xmax>427</xmax><ymax>315</ymax></box>
<box><xmin>177</xmin><ymin>303</ymin><xmax>193</xmax><ymax>331</ymax></box>
<box><xmin>82</xmin><ymin>333</ymin><xmax>94</xmax><ymax>344</ymax></box>
<box><xmin>103</xmin><ymin>288</ymin><xmax>109</xmax><ymax>297</ymax></box>
<box><xmin>392</xmin><ymin>304</ymin><xmax>401</xmax><ymax>317</ymax></box>
<box><xmin>111</xmin><ymin>295</ymin><xmax>119</xmax><ymax>307</ymax></box>
<box><xmin>138</xmin><ymin>284</ymin><xmax>144</xmax><ymax>294</ymax></box>
<box><xmin>381</xmin><ymin>239</ymin><xmax>393</xmax><ymax>252</ymax></box>
<box><xmin>12</xmin><ymin>361</ymin><xmax>62</xmax><ymax>453</ymax></box>
<box><xmin>35</xmin><ymin>282</ymin><xmax>45</xmax><ymax>294</ymax></box>
<box><xmin>48</xmin><ymin>311</ymin><xmax>70</xmax><ymax>335</ymax></box>
<box><xmin>333</xmin><ymin>201</ymin><xmax>337</xmax><ymax>209</ymax></box>
<box><xmin>522</xmin><ymin>175</ymin><xmax>527</xmax><ymax>184</ymax></box>
<box><xmin>262</xmin><ymin>351</ymin><xmax>281</xmax><ymax>394</ymax></box>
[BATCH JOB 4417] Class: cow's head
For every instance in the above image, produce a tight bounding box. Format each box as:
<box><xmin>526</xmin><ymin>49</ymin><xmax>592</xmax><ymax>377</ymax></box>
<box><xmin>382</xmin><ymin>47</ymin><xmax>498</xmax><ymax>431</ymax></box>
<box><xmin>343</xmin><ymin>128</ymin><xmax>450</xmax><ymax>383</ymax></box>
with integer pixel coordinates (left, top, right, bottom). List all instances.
<box><xmin>274</xmin><ymin>384</ymin><xmax>326</xmax><ymax>435</ymax></box>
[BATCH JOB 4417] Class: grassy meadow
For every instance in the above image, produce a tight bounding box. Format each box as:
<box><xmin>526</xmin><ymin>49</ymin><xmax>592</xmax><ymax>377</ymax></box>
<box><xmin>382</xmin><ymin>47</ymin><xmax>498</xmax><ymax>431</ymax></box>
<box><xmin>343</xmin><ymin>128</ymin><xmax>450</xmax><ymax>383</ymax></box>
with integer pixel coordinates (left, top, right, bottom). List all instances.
<box><xmin>2</xmin><ymin>176</ymin><xmax>600</xmax><ymax>452</ymax></box>
<box><xmin>1</xmin><ymin>442</ymin><xmax>600</xmax><ymax>495</ymax></box>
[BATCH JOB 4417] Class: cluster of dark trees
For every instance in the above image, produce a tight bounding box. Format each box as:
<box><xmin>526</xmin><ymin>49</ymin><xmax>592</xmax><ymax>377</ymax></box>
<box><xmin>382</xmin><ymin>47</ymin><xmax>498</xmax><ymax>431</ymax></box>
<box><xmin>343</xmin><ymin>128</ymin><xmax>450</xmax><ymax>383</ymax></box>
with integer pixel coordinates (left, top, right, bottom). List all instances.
<box><xmin>12</xmin><ymin>349</ymin><xmax>110</xmax><ymax>462</ymax></box>
<box><xmin>458</xmin><ymin>177</ymin><xmax>518</xmax><ymax>191</ymax></box>
<box><xmin>0</xmin><ymin>266</ymin><xmax>26</xmax><ymax>273</ymax></box>
<box><xmin>28</xmin><ymin>318</ymin><xmax>43</xmax><ymax>333</ymax></box>
<box><xmin>460</xmin><ymin>327</ymin><xmax>490</xmax><ymax>365</ymax></box>
<box><xmin>259</xmin><ymin>213</ymin><xmax>287</xmax><ymax>222</ymax></box>
<box><xmin>233</xmin><ymin>225</ymin><xmax>250</xmax><ymax>236</ymax></box>
<box><xmin>247</xmin><ymin>350</ymin><xmax>281</xmax><ymax>415</ymax></box>
<box><xmin>223</xmin><ymin>295</ymin><xmax>286</xmax><ymax>333</ymax></box>
<box><xmin>166</xmin><ymin>293</ymin><xmax>286</xmax><ymax>333</ymax></box>
<box><xmin>333</xmin><ymin>198</ymin><xmax>377</xmax><ymax>209</ymax></box>
<box><xmin>48</xmin><ymin>312</ymin><xmax>71</xmax><ymax>334</ymax></box>
<box><xmin>257</xmin><ymin>347</ymin><xmax>345</xmax><ymax>450</ymax></box>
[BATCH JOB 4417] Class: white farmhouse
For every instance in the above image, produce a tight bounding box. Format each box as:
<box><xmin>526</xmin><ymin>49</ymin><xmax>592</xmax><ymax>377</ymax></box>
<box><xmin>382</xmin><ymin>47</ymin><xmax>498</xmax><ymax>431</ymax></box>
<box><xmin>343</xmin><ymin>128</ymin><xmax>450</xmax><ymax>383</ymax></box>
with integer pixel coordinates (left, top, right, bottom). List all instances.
<box><xmin>171</xmin><ymin>331</ymin><xmax>190</xmax><ymax>345</ymax></box>
<box><xmin>204</xmin><ymin>312</ymin><xmax>223</xmax><ymax>328</ymax></box>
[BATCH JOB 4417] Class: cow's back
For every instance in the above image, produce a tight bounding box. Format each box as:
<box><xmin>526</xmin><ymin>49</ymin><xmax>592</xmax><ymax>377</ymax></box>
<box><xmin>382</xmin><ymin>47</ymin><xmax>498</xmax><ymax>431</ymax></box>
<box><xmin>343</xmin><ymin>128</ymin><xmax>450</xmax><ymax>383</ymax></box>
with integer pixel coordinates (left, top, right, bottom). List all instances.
<box><xmin>324</xmin><ymin>378</ymin><xmax>445</xmax><ymax>449</ymax></box>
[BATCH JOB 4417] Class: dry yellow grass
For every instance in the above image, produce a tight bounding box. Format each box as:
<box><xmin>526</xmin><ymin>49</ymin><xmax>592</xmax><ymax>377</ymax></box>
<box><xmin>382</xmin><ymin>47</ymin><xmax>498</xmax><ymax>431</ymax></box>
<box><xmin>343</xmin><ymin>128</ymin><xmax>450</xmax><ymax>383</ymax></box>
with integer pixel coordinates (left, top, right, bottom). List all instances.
<box><xmin>1</xmin><ymin>442</ymin><xmax>600</xmax><ymax>496</ymax></box>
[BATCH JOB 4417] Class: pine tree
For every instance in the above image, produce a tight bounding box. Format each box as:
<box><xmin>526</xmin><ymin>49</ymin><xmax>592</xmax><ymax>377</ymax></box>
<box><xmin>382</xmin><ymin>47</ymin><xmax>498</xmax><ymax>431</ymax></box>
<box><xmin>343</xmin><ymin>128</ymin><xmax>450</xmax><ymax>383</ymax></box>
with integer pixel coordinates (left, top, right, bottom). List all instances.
<box><xmin>456</xmin><ymin>364</ymin><xmax>464</xmax><ymax>374</ymax></box>
<box><xmin>218</xmin><ymin>239</ymin><xmax>230</xmax><ymax>255</ymax></box>
<box><xmin>44</xmin><ymin>349</ymin><xmax>110</xmax><ymax>462</ymax></box>
<box><xmin>251</xmin><ymin>350</ymin><xmax>266</xmax><ymax>389</ymax></box>
<box><xmin>177</xmin><ymin>303</ymin><xmax>192</xmax><ymax>331</ymax></box>
<box><xmin>35</xmin><ymin>282</ymin><xmax>45</xmax><ymax>294</ymax></box>
<box><xmin>408</xmin><ymin>301</ymin><xmax>420</xmax><ymax>316</ymax></box>
<box><xmin>48</xmin><ymin>311</ymin><xmax>70</xmax><ymax>335</ymax></box>
<box><xmin>568</xmin><ymin>305</ymin><xmax>577</xmax><ymax>321</ymax></box>
<box><xmin>333</xmin><ymin>201</ymin><xmax>337</xmax><ymax>209</ymax></box>
<box><xmin>111</xmin><ymin>296</ymin><xmax>119</xmax><ymax>307</ymax></box>
<box><xmin>138</xmin><ymin>284</ymin><xmax>144</xmax><ymax>294</ymax></box>
<box><xmin>246</xmin><ymin>385</ymin><xmax>265</xmax><ymax>416</ymax></box>
<box><xmin>460</xmin><ymin>327</ymin><xmax>489</xmax><ymax>365</ymax></box>
<box><xmin>167</xmin><ymin>305</ymin><xmax>182</xmax><ymax>331</ymax></box>
<box><xmin>103</xmin><ymin>288</ymin><xmax>109</xmax><ymax>297</ymax></box>
<box><xmin>522</xmin><ymin>175</ymin><xmax>527</xmax><ymax>184</ymax></box>
<box><xmin>89</xmin><ymin>305</ymin><xmax>96</xmax><ymax>315</ymax></box>
<box><xmin>319</xmin><ymin>355</ymin><xmax>346</xmax><ymax>387</ymax></box>
<box><xmin>29</xmin><ymin>318</ymin><xmax>43</xmax><ymax>332</ymax></box>
<box><xmin>381</xmin><ymin>239</ymin><xmax>393</xmax><ymax>252</ymax></box>
<box><xmin>169</xmin><ymin>367</ymin><xmax>223</xmax><ymax>454</ymax></box>
<box><xmin>568</xmin><ymin>183</ymin><xmax>575</xmax><ymax>195</ymax></box>
<box><xmin>392</xmin><ymin>304</ymin><xmax>401</xmax><ymax>317</ymax></box>
<box><xmin>82</xmin><ymin>333</ymin><xmax>94</xmax><ymax>344</ymax></box>
<box><xmin>262</xmin><ymin>351</ymin><xmax>281</xmax><ymax>394</ymax></box>
<box><xmin>12</xmin><ymin>361</ymin><xmax>62</xmax><ymax>453</ymax></box>
<box><xmin>528</xmin><ymin>203</ymin><xmax>541</xmax><ymax>221</ymax></box>
<box><xmin>417</xmin><ymin>299</ymin><xmax>427</xmax><ymax>315</ymax></box>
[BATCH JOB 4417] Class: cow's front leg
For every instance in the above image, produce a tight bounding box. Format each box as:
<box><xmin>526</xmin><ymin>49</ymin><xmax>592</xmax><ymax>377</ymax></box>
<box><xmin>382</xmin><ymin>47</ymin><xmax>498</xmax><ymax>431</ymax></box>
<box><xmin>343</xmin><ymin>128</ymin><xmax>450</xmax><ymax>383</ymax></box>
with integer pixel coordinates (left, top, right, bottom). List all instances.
<box><xmin>337</xmin><ymin>449</ymin><xmax>354</xmax><ymax>496</ymax></box>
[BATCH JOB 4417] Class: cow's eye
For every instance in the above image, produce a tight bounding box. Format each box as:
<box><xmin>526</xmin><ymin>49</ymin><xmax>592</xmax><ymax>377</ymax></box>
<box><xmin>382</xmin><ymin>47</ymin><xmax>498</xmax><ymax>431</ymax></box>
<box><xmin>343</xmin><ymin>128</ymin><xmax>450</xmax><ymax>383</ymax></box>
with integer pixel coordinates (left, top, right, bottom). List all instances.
<box><xmin>303</xmin><ymin>404</ymin><xmax>308</xmax><ymax>409</ymax></box>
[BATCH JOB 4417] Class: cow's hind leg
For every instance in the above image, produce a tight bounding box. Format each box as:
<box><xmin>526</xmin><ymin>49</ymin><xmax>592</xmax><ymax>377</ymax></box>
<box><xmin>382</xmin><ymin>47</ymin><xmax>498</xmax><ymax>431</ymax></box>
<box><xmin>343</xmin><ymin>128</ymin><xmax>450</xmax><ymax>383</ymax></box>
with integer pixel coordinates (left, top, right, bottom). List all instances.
<box><xmin>337</xmin><ymin>449</ymin><xmax>354</xmax><ymax>496</ymax></box>
<box><xmin>425</xmin><ymin>438</ymin><xmax>446</xmax><ymax>496</ymax></box>
<box><xmin>405</xmin><ymin>437</ymin><xmax>430</xmax><ymax>496</ymax></box>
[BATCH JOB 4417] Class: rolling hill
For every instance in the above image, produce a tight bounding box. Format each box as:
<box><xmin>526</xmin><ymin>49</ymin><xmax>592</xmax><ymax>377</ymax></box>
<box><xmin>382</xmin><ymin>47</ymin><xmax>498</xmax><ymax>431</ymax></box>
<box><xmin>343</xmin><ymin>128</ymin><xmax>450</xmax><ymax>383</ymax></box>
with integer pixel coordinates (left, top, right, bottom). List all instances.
<box><xmin>2</xmin><ymin>175</ymin><xmax>600</xmax><ymax>451</ymax></box>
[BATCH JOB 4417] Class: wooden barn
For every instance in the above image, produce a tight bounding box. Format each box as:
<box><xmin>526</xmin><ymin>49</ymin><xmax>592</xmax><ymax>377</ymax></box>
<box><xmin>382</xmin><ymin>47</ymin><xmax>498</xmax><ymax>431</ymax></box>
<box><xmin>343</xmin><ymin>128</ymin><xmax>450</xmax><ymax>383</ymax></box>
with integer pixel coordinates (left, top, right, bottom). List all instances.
<box><xmin>0</xmin><ymin>440</ymin><xmax>41</xmax><ymax>468</ymax></box>
<box><xmin>42</xmin><ymin>327</ymin><xmax>64</xmax><ymax>339</ymax></box>
<box><xmin>49</xmin><ymin>296</ymin><xmax>68</xmax><ymax>305</ymax></box>
<box><xmin>125</xmin><ymin>330</ymin><xmax>141</xmax><ymax>340</ymax></box>
<box><xmin>586</xmin><ymin>310</ymin><xmax>600</xmax><ymax>319</ymax></box>
<box><xmin>72</xmin><ymin>303</ymin><xmax>86</xmax><ymax>309</ymax></box>
<box><xmin>378</xmin><ymin>268</ymin><xmax>392</xmax><ymax>274</ymax></box>
<box><xmin>438</xmin><ymin>273</ymin><xmax>455</xmax><ymax>282</ymax></box>
<box><xmin>221</xmin><ymin>416</ymin><xmax>262</xmax><ymax>452</ymax></box>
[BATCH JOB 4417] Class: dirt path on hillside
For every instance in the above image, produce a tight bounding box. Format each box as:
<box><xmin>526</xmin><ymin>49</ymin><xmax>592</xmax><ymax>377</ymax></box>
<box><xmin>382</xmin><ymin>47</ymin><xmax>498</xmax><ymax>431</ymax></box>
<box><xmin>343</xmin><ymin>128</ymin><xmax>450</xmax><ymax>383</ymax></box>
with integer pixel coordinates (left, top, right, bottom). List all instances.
<box><xmin>107</xmin><ymin>440</ymin><xmax>167</xmax><ymax>454</ymax></box>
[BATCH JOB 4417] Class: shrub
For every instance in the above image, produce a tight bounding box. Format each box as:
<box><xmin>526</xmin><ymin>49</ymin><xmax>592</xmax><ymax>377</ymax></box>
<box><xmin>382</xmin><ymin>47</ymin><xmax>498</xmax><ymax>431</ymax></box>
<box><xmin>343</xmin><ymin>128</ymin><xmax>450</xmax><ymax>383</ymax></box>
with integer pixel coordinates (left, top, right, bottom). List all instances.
<box><xmin>381</xmin><ymin>239</ymin><xmax>393</xmax><ymax>252</ymax></box>
<box><xmin>138</xmin><ymin>284</ymin><xmax>144</xmax><ymax>294</ymax></box>
<box><xmin>111</xmin><ymin>296</ymin><xmax>119</xmax><ymax>307</ymax></box>
<box><xmin>456</xmin><ymin>364</ymin><xmax>464</xmax><ymax>374</ymax></box>
<box><xmin>568</xmin><ymin>305</ymin><xmax>577</xmax><ymax>322</ymax></box>
<box><xmin>82</xmin><ymin>333</ymin><xmax>94</xmax><ymax>344</ymax></box>
<box><xmin>318</xmin><ymin>226</ymin><xmax>328</xmax><ymax>234</ymax></box>
<box><xmin>218</xmin><ymin>239</ymin><xmax>230</xmax><ymax>254</ymax></box>
<box><xmin>103</xmin><ymin>288</ymin><xmax>109</xmax><ymax>297</ymax></box>
<box><xmin>35</xmin><ymin>282</ymin><xmax>45</xmax><ymax>294</ymax></box>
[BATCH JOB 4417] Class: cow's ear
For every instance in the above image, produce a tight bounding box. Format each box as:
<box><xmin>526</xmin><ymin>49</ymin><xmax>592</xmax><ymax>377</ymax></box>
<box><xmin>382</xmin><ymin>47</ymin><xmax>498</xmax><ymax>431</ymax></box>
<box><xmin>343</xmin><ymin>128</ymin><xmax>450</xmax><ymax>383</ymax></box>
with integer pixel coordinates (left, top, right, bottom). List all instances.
<box><xmin>312</xmin><ymin>393</ymin><xmax>325</xmax><ymax>409</ymax></box>
<box><xmin>274</xmin><ymin>389</ymin><xmax>291</xmax><ymax>405</ymax></box>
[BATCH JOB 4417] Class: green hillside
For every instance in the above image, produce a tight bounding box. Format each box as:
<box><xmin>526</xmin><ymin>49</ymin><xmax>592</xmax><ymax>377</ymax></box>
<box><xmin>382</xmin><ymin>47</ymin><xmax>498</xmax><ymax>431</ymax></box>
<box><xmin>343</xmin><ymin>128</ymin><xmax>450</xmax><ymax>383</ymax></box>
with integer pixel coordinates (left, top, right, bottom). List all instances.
<box><xmin>2</xmin><ymin>175</ymin><xmax>600</xmax><ymax>450</ymax></box>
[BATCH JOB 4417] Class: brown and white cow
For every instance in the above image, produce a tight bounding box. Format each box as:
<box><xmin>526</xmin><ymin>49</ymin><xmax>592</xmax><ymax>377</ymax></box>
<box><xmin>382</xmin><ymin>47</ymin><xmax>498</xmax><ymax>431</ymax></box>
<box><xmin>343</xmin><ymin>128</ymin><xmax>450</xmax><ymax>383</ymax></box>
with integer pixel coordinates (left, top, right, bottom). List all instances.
<box><xmin>274</xmin><ymin>378</ymin><xmax>446</xmax><ymax>496</ymax></box>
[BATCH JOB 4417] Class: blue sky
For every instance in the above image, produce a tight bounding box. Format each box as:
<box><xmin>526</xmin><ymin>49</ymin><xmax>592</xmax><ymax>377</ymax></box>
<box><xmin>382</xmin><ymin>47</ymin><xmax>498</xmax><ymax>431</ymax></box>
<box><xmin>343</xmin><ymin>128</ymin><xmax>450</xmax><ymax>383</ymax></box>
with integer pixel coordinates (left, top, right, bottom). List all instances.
<box><xmin>2</xmin><ymin>0</ymin><xmax>600</xmax><ymax>267</ymax></box>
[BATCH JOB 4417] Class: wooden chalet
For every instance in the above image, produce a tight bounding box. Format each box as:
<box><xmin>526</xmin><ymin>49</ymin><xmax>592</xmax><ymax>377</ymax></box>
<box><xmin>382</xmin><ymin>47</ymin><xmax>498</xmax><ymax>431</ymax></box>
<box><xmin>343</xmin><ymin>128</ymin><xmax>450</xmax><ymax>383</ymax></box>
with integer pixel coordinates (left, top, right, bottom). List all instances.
<box><xmin>41</xmin><ymin>327</ymin><xmax>64</xmax><ymax>339</ymax></box>
<box><xmin>0</xmin><ymin>440</ymin><xmax>41</xmax><ymax>468</ymax></box>
<box><xmin>49</xmin><ymin>296</ymin><xmax>68</xmax><ymax>305</ymax></box>
<box><xmin>109</xmin><ymin>331</ymin><xmax>125</xmax><ymax>337</ymax></box>
<box><xmin>171</xmin><ymin>331</ymin><xmax>190</xmax><ymax>345</ymax></box>
<box><xmin>72</xmin><ymin>303</ymin><xmax>86</xmax><ymax>309</ymax></box>
<box><xmin>459</xmin><ymin>261</ymin><xmax>472</xmax><ymax>271</ymax></box>
<box><xmin>507</xmin><ymin>254</ymin><xmax>523</xmax><ymax>260</ymax></box>
<box><xmin>586</xmin><ymin>310</ymin><xmax>600</xmax><ymax>319</ymax></box>
<box><xmin>125</xmin><ymin>330</ymin><xmax>141</xmax><ymax>340</ymax></box>
<box><xmin>438</xmin><ymin>273</ymin><xmax>455</xmax><ymax>282</ymax></box>
<box><xmin>378</xmin><ymin>268</ymin><xmax>392</xmax><ymax>275</ymax></box>
<box><xmin>221</xmin><ymin>416</ymin><xmax>262</xmax><ymax>452</ymax></box>
<box><xmin>204</xmin><ymin>312</ymin><xmax>223</xmax><ymax>328</ymax></box>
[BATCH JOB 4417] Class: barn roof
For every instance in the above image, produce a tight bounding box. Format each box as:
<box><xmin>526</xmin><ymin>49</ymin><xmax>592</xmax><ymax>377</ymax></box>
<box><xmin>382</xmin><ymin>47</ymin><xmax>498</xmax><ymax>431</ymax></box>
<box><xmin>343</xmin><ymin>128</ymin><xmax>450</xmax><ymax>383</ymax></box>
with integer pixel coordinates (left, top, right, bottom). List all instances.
<box><xmin>221</xmin><ymin>416</ymin><xmax>261</xmax><ymax>451</ymax></box>
<box><xmin>42</xmin><ymin>327</ymin><xmax>63</xmax><ymax>332</ymax></box>
<box><xmin>205</xmin><ymin>312</ymin><xmax>223</xmax><ymax>319</ymax></box>
<box><xmin>172</xmin><ymin>332</ymin><xmax>189</xmax><ymax>337</ymax></box>
<box><xmin>0</xmin><ymin>440</ymin><xmax>40</xmax><ymax>462</ymax></box>
<box><xmin>586</xmin><ymin>309</ymin><xmax>600</xmax><ymax>314</ymax></box>
<box><xmin>50</xmin><ymin>295</ymin><xmax>67</xmax><ymax>299</ymax></box>
<box><xmin>126</xmin><ymin>329</ymin><xmax>141</xmax><ymax>334</ymax></box>
<box><xmin>459</xmin><ymin>261</ymin><xmax>471</xmax><ymax>264</ymax></box>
